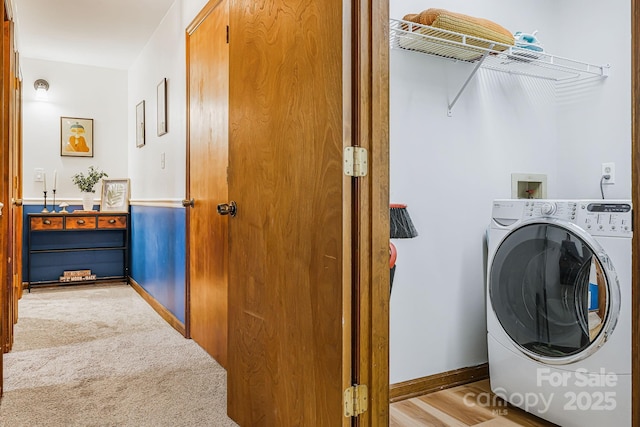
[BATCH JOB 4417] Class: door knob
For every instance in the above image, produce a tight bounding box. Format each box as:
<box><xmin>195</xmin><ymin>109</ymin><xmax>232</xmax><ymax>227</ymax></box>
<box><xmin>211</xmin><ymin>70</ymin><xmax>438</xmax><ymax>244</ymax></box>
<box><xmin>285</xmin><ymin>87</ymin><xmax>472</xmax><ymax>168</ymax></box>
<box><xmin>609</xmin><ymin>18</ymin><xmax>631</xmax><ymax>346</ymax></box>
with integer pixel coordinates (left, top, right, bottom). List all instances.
<box><xmin>217</xmin><ymin>201</ymin><xmax>237</xmax><ymax>217</ymax></box>
<box><xmin>182</xmin><ymin>198</ymin><xmax>195</xmax><ymax>208</ymax></box>
<box><xmin>12</xmin><ymin>198</ymin><xmax>23</xmax><ymax>206</ymax></box>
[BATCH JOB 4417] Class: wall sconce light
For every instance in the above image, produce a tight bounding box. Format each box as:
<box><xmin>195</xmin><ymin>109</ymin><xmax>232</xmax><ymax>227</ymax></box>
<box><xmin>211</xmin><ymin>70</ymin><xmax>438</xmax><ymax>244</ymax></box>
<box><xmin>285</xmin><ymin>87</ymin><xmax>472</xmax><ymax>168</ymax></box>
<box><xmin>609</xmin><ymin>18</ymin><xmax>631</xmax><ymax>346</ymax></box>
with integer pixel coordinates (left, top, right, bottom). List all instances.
<box><xmin>34</xmin><ymin>79</ymin><xmax>49</xmax><ymax>100</ymax></box>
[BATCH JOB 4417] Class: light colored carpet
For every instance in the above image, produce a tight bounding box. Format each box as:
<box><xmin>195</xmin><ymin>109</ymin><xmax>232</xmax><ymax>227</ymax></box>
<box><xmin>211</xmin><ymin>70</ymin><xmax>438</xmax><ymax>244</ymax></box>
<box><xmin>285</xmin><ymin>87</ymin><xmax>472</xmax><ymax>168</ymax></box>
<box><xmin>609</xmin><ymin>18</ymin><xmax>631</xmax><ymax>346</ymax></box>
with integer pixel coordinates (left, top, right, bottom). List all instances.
<box><xmin>0</xmin><ymin>283</ymin><xmax>238</xmax><ymax>427</ymax></box>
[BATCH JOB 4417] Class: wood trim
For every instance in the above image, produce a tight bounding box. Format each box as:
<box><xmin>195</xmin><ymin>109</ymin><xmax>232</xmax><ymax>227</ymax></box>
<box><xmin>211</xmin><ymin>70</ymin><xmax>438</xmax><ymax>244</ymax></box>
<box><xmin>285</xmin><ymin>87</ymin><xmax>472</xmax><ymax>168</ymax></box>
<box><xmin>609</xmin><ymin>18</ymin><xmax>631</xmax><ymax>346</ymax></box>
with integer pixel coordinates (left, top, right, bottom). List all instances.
<box><xmin>341</xmin><ymin>2</ymin><xmax>354</xmax><ymax>425</ymax></box>
<box><xmin>352</xmin><ymin>0</ymin><xmax>390</xmax><ymax>425</ymax></box>
<box><xmin>128</xmin><ymin>277</ymin><xmax>186</xmax><ymax>337</ymax></box>
<box><xmin>185</xmin><ymin>0</ymin><xmax>222</xmax><ymax>35</ymax></box>
<box><xmin>0</xmin><ymin>0</ymin><xmax>5</xmax><ymax>397</ymax></box>
<box><xmin>389</xmin><ymin>363</ymin><xmax>490</xmax><ymax>403</ymax></box>
<box><xmin>632</xmin><ymin>0</ymin><xmax>639</xmax><ymax>425</ymax></box>
<box><xmin>129</xmin><ymin>199</ymin><xmax>184</xmax><ymax>208</ymax></box>
<box><xmin>23</xmin><ymin>199</ymin><xmax>185</xmax><ymax>208</ymax></box>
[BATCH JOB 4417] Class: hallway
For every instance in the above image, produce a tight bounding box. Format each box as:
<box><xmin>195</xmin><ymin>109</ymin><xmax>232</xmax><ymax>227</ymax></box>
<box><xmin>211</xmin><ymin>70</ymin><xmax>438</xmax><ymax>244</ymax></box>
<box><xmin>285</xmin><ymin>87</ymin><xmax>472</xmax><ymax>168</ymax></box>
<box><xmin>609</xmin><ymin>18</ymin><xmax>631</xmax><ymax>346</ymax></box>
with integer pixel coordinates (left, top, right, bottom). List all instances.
<box><xmin>0</xmin><ymin>284</ymin><xmax>236</xmax><ymax>427</ymax></box>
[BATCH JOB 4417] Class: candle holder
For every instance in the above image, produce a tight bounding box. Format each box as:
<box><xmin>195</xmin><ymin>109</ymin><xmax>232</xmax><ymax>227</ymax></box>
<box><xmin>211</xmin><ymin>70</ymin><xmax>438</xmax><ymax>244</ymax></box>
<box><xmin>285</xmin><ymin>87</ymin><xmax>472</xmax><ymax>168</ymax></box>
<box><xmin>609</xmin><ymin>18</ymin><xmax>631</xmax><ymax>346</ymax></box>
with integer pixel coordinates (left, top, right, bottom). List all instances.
<box><xmin>42</xmin><ymin>191</ymin><xmax>49</xmax><ymax>213</ymax></box>
<box><xmin>51</xmin><ymin>189</ymin><xmax>57</xmax><ymax>213</ymax></box>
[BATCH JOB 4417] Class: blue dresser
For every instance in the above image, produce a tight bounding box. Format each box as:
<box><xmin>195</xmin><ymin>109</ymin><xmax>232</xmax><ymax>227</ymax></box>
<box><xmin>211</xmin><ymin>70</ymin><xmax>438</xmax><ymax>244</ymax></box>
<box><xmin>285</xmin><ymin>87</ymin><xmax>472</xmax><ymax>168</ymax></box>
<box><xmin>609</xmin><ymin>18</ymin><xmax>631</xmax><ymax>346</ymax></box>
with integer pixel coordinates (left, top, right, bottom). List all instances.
<box><xmin>26</xmin><ymin>212</ymin><xmax>129</xmax><ymax>290</ymax></box>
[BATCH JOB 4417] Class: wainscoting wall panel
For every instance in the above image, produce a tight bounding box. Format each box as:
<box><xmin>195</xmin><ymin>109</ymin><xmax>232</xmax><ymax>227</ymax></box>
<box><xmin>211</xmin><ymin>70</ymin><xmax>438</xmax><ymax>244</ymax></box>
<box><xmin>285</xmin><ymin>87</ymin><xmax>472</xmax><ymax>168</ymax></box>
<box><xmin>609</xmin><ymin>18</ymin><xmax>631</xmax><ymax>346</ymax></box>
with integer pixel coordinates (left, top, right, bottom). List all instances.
<box><xmin>130</xmin><ymin>204</ymin><xmax>186</xmax><ymax>325</ymax></box>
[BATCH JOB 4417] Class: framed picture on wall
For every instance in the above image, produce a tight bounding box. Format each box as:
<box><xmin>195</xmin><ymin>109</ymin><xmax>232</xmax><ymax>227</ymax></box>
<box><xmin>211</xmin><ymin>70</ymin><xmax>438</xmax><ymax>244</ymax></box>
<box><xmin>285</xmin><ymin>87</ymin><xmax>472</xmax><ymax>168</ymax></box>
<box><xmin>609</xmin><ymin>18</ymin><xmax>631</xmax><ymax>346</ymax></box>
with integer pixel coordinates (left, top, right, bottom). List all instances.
<box><xmin>157</xmin><ymin>78</ymin><xmax>167</xmax><ymax>136</ymax></box>
<box><xmin>100</xmin><ymin>179</ymin><xmax>130</xmax><ymax>212</ymax></box>
<box><xmin>60</xmin><ymin>117</ymin><xmax>93</xmax><ymax>157</ymax></box>
<box><xmin>136</xmin><ymin>100</ymin><xmax>145</xmax><ymax>148</ymax></box>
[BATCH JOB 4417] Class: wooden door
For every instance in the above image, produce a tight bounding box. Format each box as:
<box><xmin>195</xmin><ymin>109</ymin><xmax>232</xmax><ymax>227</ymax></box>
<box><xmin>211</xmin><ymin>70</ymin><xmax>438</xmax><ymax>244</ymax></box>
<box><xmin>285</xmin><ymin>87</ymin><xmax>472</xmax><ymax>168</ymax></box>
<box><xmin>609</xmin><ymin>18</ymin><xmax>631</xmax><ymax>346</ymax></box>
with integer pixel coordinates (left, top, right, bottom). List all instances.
<box><xmin>0</xmin><ymin>5</ymin><xmax>7</xmax><ymax>397</ymax></box>
<box><xmin>2</xmin><ymin>19</ymin><xmax>13</xmax><ymax>346</ymax></box>
<box><xmin>3</xmin><ymin>20</ymin><xmax>19</xmax><ymax>348</ymax></box>
<box><xmin>226</xmin><ymin>1</ymin><xmax>351</xmax><ymax>425</ymax></box>
<box><xmin>186</xmin><ymin>0</ymin><xmax>229</xmax><ymax>368</ymax></box>
<box><xmin>11</xmin><ymin>70</ymin><xmax>22</xmax><ymax>325</ymax></box>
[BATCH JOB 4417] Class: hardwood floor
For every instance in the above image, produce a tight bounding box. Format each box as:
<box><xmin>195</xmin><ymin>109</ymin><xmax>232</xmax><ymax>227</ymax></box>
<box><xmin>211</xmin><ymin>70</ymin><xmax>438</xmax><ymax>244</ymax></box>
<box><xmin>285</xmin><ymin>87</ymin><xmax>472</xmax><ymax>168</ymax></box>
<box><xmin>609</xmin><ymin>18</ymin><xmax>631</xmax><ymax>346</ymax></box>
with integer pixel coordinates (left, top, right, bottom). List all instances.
<box><xmin>390</xmin><ymin>379</ymin><xmax>558</xmax><ymax>426</ymax></box>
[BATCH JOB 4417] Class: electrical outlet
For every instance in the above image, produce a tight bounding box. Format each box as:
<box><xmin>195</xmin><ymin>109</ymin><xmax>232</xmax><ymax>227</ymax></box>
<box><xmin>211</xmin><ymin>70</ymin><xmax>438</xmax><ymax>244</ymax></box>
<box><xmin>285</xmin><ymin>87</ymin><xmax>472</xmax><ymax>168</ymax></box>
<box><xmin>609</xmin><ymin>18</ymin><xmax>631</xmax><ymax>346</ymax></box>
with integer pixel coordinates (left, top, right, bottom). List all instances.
<box><xmin>602</xmin><ymin>162</ymin><xmax>615</xmax><ymax>185</ymax></box>
<box><xmin>160</xmin><ymin>152</ymin><xmax>166</xmax><ymax>169</ymax></box>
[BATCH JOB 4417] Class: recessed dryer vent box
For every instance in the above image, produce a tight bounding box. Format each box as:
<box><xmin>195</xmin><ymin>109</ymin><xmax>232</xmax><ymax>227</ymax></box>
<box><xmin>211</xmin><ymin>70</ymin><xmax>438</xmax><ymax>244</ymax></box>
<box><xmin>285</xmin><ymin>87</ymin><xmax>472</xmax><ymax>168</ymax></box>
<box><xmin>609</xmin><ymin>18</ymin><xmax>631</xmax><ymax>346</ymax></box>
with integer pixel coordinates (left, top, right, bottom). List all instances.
<box><xmin>511</xmin><ymin>173</ymin><xmax>547</xmax><ymax>199</ymax></box>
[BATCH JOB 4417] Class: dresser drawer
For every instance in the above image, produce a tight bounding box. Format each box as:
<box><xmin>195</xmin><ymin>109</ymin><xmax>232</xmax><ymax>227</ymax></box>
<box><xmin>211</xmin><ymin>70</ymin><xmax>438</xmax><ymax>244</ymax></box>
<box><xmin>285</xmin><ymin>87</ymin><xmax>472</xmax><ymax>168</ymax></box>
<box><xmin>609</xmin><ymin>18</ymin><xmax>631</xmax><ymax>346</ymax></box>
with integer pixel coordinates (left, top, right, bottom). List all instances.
<box><xmin>98</xmin><ymin>215</ymin><xmax>127</xmax><ymax>229</ymax></box>
<box><xmin>30</xmin><ymin>216</ymin><xmax>64</xmax><ymax>231</ymax></box>
<box><xmin>66</xmin><ymin>216</ymin><xmax>97</xmax><ymax>229</ymax></box>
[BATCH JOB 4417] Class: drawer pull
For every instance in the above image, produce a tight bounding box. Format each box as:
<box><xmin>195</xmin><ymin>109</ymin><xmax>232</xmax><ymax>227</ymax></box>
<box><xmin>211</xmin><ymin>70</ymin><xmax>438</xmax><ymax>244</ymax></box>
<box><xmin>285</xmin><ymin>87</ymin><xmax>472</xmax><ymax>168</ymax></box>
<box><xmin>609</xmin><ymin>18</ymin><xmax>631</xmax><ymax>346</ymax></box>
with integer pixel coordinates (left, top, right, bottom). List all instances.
<box><xmin>108</xmin><ymin>219</ymin><xmax>116</xmax><ymax>224</ymax></box>
<box><xmin>77</xmin><ymin>219</ymin><xmax>85</xmax><ymax>225</ymax></box>
<box><xmin>43</xmin><ymin>219</ymin><xmax>51</xmax><ymax>225</ymax></box>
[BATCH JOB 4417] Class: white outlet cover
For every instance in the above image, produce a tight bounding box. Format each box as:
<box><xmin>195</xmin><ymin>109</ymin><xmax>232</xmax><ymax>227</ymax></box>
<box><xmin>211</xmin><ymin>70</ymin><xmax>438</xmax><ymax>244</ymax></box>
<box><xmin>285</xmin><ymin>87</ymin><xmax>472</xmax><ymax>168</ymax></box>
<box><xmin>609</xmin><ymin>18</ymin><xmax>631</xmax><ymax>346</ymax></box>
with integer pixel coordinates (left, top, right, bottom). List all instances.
<box><xmin>602</xmin><ymin>162</ymin><xmax>615</xmax><ymax>184</ymax></box>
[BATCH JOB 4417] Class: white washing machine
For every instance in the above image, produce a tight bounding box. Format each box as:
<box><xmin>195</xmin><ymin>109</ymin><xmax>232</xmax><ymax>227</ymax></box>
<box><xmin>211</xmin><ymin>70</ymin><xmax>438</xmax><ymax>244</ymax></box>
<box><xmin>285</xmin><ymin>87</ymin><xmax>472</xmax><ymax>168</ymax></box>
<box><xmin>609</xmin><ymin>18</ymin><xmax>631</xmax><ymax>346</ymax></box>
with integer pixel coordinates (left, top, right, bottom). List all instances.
<box><xmin>487</xmin><ymin>199</ymin><xmax>632</xmax><ymax>426</ymax></box>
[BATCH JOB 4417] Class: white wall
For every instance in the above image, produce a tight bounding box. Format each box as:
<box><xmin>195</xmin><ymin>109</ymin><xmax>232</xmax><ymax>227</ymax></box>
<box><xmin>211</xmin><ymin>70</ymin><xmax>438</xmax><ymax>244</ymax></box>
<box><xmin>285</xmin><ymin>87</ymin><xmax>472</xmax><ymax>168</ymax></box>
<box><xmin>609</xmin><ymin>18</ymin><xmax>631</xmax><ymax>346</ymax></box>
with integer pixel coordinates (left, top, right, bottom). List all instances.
<box><xmin>389</xmin><ymin>1</ymin><xmax>631</xmax><ymax>384</ymax></box>
<box><xmin>22</xmin><ymin>0</ymin><xmax>209</xmax><ymax>205</ymax></box>
<box><xmin>553</xmin><ymin>0</ymin><xmax>631</xmax><ymax>199</ymax></box>
<box><xmin>21</xmin><ymin>0</ymin><xmax>207</xmax><ymax>207</ymax></box>
<box><xmin>127</xmin><ymin>0</ymin><xmax>208</xmax><ymax>202</ymax></box>
<box><xmin>22</xmin><ymin>58</ymin><xmax>128</xmax><ymax>203</ymax></box>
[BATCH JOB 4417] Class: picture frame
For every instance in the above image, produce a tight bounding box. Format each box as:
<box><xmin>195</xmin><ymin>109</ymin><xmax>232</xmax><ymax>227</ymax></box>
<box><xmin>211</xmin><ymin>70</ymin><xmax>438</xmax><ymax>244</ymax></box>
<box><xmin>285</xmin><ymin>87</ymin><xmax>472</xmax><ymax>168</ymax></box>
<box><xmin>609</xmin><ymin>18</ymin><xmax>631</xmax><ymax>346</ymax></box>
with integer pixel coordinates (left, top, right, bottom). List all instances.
<box><xmin>136</xmin><ymin>100</ymin><xmax>145</xmax><ymax>148</ymax></box>
<box><xmin>157</xmin><ymin>78</ymin><xmax>167</xmax><ymax>136</ymax></box>
<box><xmin>100</xmin><ymin>179</ymin><xmax>131</xmax><ymax>212</ymax></box>
<box><xmin>61</xmin><ymin>117</ymin><xmax>93</xmax><ymax>157</ymax></box>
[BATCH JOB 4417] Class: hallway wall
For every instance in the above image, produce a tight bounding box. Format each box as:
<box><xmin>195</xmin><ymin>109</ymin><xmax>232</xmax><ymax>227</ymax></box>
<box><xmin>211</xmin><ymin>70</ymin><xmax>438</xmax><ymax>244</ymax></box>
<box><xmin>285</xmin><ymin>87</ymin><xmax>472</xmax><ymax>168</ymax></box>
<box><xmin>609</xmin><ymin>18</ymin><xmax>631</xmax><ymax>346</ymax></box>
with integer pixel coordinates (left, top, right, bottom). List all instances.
<box><xmin>21</xmin><ymin>58</ymin><xmax>128</xmax><ymax>203</ymax></box>
<box><xmin>125</xmin><ymin>0</ymin><xmax>207</xmax><ymax>324</ymax></box>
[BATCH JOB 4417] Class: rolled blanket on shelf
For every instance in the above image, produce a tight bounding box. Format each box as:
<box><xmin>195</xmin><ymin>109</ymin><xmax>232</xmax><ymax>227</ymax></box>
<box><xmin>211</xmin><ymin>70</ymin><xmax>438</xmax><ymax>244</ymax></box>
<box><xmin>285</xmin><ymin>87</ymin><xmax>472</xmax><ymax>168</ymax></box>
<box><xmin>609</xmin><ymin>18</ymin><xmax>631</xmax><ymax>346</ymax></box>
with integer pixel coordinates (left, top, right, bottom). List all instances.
<box><xmin>398</xmin><ymin>8</ymin><xmax>514</xmax><ymax>60</ymax></box>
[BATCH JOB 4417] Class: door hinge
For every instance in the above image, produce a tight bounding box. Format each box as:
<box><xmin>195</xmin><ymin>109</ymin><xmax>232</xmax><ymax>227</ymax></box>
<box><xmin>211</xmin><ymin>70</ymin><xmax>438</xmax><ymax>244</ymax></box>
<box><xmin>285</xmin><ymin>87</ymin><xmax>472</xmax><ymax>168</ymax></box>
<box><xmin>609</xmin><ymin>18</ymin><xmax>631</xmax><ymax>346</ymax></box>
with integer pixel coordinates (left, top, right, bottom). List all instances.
<box><xmin>344</xmin><ymin>146</ymin><xmax>368</xmax><ymax>177</ymax></box>
<box><xmin>344</xmin><ymin>384</ymin><xmax>368</xmax><ymax>417</ymax></box>
<box><xmin>226</xmin><ymin>25</ymin><xmax>229</xmax><ymax>44</ymax></box>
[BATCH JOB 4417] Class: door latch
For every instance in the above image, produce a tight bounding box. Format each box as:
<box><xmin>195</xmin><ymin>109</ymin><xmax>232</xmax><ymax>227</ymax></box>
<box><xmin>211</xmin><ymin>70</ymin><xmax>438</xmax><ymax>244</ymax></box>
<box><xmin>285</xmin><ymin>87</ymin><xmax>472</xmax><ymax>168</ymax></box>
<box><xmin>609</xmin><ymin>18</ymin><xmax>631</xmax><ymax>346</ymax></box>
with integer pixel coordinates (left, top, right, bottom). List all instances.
<box><xmin>217</xmin><ymin>201</ymin><xmax>237</xmax><ymax>217</ymax></box>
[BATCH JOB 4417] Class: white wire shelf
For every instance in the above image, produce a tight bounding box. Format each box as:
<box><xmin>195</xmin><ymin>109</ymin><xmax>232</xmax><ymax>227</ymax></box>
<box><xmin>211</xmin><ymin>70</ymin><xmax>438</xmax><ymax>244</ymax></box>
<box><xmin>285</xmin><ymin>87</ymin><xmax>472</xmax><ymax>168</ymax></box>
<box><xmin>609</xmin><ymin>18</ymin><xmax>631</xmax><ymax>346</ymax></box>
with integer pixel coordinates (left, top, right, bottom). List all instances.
<box><xmin>389</xmin><ymin>18</ymin><xmax>609</xmax><ymax>115</ymax></box>
<box><xmin>390</xmin><ymin>18</ymin><xmax>608</xmax><ymax>81</ymax></box>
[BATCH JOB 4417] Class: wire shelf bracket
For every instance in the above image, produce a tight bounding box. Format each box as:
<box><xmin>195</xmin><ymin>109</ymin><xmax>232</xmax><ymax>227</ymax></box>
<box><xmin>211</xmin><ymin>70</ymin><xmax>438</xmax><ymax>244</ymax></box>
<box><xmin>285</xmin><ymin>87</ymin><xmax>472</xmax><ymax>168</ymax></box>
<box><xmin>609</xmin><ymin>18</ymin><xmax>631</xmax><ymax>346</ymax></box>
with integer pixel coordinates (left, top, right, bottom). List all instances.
<box><xmin>447</xmin><ymin>43</ymin><xmax>494</xmax><ymax>117</ymax></box>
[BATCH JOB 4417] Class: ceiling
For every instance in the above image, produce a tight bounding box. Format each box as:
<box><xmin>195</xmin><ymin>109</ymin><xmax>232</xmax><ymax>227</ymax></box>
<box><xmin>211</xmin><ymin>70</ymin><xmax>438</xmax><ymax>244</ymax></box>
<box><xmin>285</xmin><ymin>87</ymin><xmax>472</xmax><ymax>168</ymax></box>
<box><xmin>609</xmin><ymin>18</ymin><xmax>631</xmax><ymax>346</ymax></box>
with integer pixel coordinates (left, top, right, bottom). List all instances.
<box><xmin>12</xmin><ymin>0</ymin><xmax>176</xmax><ymax>70</ymax></box>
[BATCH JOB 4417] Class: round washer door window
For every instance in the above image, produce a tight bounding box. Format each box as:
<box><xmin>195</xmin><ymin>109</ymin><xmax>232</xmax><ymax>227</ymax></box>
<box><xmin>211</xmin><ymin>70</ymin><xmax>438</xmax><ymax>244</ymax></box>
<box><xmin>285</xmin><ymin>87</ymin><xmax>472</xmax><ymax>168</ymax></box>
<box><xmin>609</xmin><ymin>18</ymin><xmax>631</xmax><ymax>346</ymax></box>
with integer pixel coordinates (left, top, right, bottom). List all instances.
<box><xmin>489</xmin><ymin>221</ymin><xmax>618</xmax><ymax>362</ymax></box>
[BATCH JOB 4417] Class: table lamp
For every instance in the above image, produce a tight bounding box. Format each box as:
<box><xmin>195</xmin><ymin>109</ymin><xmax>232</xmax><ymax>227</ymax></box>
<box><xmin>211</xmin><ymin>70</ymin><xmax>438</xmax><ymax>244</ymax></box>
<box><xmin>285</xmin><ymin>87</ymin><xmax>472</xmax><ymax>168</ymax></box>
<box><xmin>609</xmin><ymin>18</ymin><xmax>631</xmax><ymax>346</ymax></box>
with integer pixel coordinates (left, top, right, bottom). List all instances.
<box><xmin>390</xmin><ymin>203</ymin><xmax>418</xmax><ymax>294</ymax></box>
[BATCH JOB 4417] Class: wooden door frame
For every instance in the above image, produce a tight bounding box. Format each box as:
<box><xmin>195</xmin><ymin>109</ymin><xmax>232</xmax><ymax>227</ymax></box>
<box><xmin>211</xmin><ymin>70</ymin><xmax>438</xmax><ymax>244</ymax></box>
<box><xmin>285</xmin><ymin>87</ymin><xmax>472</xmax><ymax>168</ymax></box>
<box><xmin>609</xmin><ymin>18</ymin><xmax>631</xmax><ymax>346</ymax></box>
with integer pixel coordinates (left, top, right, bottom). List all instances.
<box><xmin>367</xmin><ymin>2</ymin><xmax>640</xmax><ymax>425</ymax></box>
<box><xmin>352</xmin><ymin>0</ymin><xmax>389</xmax><ymax>424</ymax></box>
<box><xmin>0</xmin><ymin>0</ymin><xmax>5</xmax><ymax>398</ymax></box>
<box><xmin>631</xmin><ymin>0</ymin><xmax>640</xmax><ymax>425</ymax></box>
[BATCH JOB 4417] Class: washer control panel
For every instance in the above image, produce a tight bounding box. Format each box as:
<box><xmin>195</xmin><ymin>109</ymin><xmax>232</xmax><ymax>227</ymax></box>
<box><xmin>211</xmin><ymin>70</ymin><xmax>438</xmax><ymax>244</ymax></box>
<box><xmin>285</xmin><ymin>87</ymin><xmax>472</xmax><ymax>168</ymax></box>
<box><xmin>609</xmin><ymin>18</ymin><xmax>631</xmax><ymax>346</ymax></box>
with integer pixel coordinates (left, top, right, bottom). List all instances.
<box><xmin>522</xmin><ymin>200</ymin><xmax>578</xmax><ymax>221</ymax></box>
<box><xmin>492</xmin><ymin>199</ymin><xmax>632</xmax><ymax>237</ymax></box>
<box><xmin>577</xmin><ymin>202</ymin><xmax>632</xmax><ymax>236</ymax></box>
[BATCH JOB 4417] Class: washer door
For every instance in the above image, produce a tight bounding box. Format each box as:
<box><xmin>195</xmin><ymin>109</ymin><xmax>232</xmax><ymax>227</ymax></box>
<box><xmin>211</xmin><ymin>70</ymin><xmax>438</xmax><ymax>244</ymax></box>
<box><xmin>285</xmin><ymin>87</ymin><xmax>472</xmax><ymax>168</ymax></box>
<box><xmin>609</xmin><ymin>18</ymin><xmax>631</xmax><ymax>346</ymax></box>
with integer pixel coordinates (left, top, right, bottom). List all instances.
<box><xmin>489</xmin><ymin>220</ymin><xmax>620</xmax><ymax>364</ymax></box>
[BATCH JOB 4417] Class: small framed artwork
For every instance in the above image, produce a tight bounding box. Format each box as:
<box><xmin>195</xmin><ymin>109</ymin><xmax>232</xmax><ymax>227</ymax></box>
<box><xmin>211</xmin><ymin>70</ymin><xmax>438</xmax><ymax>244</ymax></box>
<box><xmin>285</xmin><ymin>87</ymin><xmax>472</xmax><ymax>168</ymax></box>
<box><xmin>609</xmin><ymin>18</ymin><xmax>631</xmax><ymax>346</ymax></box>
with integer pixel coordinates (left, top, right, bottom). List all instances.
<box><xmin>157</xmin><ymin>78</ymin><xmax>167</xmax><ymax>136</ymax></box>
<box><xmin>61</xmin><ymin>117</ymin><xmax>93</xmax><ymax>157</ymax></box>
<box><xmin>136</xmin><ymin>100</ymin><xmax>145</xmax><ymax>148</ymax></box>
<box><xmin>100</xmin><ymin>179</ymin><xmax>131</xmax><ymax>212</ymax></box>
